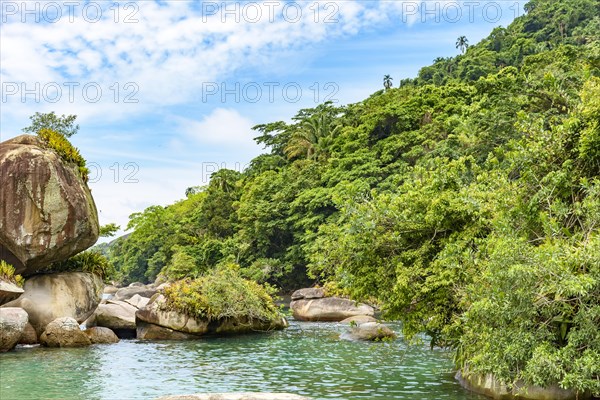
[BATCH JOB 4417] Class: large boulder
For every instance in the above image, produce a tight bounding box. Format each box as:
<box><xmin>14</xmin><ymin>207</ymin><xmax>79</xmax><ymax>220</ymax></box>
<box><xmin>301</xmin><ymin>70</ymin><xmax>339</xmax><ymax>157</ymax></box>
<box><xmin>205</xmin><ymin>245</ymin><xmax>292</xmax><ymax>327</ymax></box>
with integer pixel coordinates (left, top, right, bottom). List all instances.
<box><xmin>39</xmin><ymin>316</ymin><xmax>91</xmax><ymax>347</ymax></box>
<box><xmin>0</xmin><ymin>135</ymin><xmax>99</xmax><ymax>276</ymax></box>
<box><xmin>2</xmin><ymin>272</ymin><xmax>103</xmax><ymax>335</ymax></box>
<box><xmin>114</xmin><ymin>285</ymin><xmax>157</xmax><ymax>301</ymax></box>
<box><xmin>0</xmin><ymin>279</ymin><xmax>24</xmax><ymax>305</ymax></box>
<box><xmin>290</xmin><ymin>297</ymin><xmax>374</xmax><ymax>322</ymax></box>
<box><xmin>136</xmin><ymin>295</ymin><xmax>287</xmax><ymax>340</ymax></box>
<box><xmin>344</xmin><ymin>322</ymin><xmax>396</xmax><ymax>341</ymax></box>
<box><xmin>94</xmin><ymin>300</ymin><xmax>137</xmax><ymax>330</ymax></box>
<box><xmin>290</xmin><ymin>287</ymin><xmax>325</xmax><ymax>300</ymax></box>
<box><xmin>18</xmin><ymin>322</ymin><xmax>38</xmax><ymax>345</ymax></box>
<box><xmin>157</xmin><ymin>394</ymin><xmax>312</xmax><ymax>400</ymax></box>
<box><xmin>125</xmin><ymin>294</ymin><xmax>150</xmax><ymax>309</ymax></box>
<box><xmin>0</xmin><ymin>307</ymin><xmax>28</xmax><ymax>352</ymax></box>
<box><xmin>84</xmin><ymin>326</ymin><xmax>119</xmax><ymax>344</ymax></box>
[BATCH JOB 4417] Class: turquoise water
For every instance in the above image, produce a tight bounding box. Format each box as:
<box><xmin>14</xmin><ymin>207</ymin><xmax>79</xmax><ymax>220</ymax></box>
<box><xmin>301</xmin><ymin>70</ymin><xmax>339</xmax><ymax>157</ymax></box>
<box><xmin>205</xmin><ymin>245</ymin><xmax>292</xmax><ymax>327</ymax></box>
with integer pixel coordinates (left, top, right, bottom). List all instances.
<box><xmin>0</xmin><ymin>321</ymin><xmax>486</xmax><ymax>400</ymax></box>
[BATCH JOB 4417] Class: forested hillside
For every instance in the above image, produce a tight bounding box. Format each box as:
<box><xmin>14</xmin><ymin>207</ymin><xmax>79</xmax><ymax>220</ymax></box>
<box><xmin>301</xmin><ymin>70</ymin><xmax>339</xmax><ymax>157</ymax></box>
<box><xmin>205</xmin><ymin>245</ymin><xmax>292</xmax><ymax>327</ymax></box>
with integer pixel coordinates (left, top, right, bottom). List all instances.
<box><xmin>107</xmin><ymin>0</ymin><xmax>599</xmax><ymax>394</ymax></box>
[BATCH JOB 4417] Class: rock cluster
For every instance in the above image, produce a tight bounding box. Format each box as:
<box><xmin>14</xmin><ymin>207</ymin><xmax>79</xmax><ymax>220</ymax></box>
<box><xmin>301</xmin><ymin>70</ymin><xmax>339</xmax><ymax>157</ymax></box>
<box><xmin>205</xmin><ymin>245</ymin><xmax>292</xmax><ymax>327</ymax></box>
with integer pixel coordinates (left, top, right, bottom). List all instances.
<box><xmin>136</xmin><ymin>294</ymin><xmax>288</xmax><ymax>340</ymax></box>
<box><xmin>290</xmin><ymin>288</ymin><xmax>374</xmax><ymax>322</ymax></box>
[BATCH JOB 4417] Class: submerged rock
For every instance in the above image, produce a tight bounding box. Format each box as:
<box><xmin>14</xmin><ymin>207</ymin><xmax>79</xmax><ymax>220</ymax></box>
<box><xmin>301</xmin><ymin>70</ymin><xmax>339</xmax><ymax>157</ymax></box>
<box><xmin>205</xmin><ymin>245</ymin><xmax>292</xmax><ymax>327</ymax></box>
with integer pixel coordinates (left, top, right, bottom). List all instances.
<box><xmin>39</xmin><ymin>317</ymin><xmax>91</xmax><ymax>348</ymax></box>
<box><xmin>339</xmin><ymin>315</ymin><xmax>377</xmax><ymax>324</ymax></box>
<box><xmin>156</xmin><ymin>393</ymin><xmax>312</xmax><ymax>400</ymax></box>
<box><xmin>136</xmin><ymin>295</ymin><xmax>287</xmax><ymax>340</ymax></box>
<box><xmin>0</xmin><ymin>307</ymin><xmax>28</xmax><ymax>352</ymax></box>
<box><xmin>84</xmin><ymin>326</ymin><xmax>119</xmax><ymax>344</ymax></box>
<box><xmin>290</xmin><ymin>297</ymin><xmax>374</xmax><ymax>322</ymax></box>
<box><xmin>3</xmin><ymin>272</ymin><xmax>103</xmax><ymax>335</ymax></box>
<box><xmin>455</xmin><ymin>370</ymin><xmax>592</xmax><ymax>400</ymax></box>
<box><xmin>345</xmin><ymin>322</ymin><xmax>396</xmax><ymax>341</ymax></box>
<box><xmin>0</xmin><ymin>135</ymin><xmax>99</xmax><ymax>276</ymax></box>
<box><xmin>0</xmin><ymin>279</ymin><xmax>24</xmax><ymax>306</ymax></box>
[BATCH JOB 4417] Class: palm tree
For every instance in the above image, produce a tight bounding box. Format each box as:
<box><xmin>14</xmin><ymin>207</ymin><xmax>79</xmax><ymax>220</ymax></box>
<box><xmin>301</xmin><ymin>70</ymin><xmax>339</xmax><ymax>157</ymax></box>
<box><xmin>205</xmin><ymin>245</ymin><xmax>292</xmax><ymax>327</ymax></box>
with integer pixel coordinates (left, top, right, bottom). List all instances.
<box><xmin>284</xmin><ymin>112</ymin><xmax>340</xmax><ymax>161</ymax></box>
<box><xmin>383</xmin><ymin>74</ymin><xmax>393</xmax><ymax>90</ymax></box>
<box><xmin>456</xmin><ymin>36</ymin><xmax>469</xmax><ymax>54</ymax></box>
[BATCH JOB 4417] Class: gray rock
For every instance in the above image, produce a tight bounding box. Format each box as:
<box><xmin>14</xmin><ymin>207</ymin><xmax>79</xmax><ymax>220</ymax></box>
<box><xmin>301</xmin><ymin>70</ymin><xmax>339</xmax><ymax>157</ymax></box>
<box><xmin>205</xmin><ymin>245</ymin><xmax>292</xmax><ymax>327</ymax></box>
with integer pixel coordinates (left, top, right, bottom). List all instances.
<box><xmin>339</xmin><ymin>315</ymin><xmax>377</xmax><ymax>324</ymax></box>
<box><xmin>95</xmin><ymin>300</ymin><xmax>137</xmax><ymax>330</ymax></box>
<box><xmin>291</xmin><ymin>297</ymin><xmax>374</xmax><ymax>322</ymax></box>
<box><xmin>125</xmin><ymin>294</ymin><xmax>150</xmax><ymax>309</ymax></box>
<box><xmin>455</xmin><ymin>369</ymin><xmax>592</xmax><ymax>400</ymax></box>
<box><xmin>129</xmin><ymin>282</ymin><xmax>145</xmax><ymax>287</ymax></box>
<box><xmin>346</xmin><ymin>322</ymin><xmax>396</xmax><ymax>341</ymax></box>
<box><xmin>136</xmin><ymin>295</ymin><xmax>287</xmax><ymax>340</ymax></box>
<box><xmin>103</xmin><ymin>285</ymin><xmax>119</xmax><ymax>295</ymax></box>
<box><xmin>114</xmin><ymin>286</ymin><xmax>157</xmax><ymax>301</ymax></box>
<box><xmin>291</xmin><ymin>287</ymin><xmax>325</xmax><ymax>300</ymax></box>
<box><xmin>0</xmin><ymin>307</ymin><xmax>29</xmax><ymax>352</ymax></box>
<box><xmin>2</xmin><ymin>272</ymin><xmax>103</xmax><ymax>335</ymax></box>
<box><xmin>39</xmin><ymin>317</ymin><xmax>91</xmax><ymax>347</ymax></box>
<box><xmin>0</xmin><ymin>279</ymin><xmax>24</xmax><ymax>306</ymax></box>
<box><xmin>84</xmin><ymin>326</ymin><xmax>119</xmax><ymax>344</ymax></box>
<box><xmin>18</xmin><ymin>322</ymin><xmax>38</xmax><ymax>345</ymax></box>
<box><xmin>0</xmin><ymin>135</ymin><xmax>99</xmax><ymax>276</ymax></box>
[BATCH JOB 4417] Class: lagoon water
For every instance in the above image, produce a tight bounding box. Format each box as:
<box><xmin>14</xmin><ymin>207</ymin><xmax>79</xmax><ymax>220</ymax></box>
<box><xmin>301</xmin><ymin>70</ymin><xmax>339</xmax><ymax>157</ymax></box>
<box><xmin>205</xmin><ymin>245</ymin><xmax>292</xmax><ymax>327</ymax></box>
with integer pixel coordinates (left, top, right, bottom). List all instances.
<box><xmin>0</xmin><ymin>321</ymin><xmax>486</xmax><ymax>400</ymax></box>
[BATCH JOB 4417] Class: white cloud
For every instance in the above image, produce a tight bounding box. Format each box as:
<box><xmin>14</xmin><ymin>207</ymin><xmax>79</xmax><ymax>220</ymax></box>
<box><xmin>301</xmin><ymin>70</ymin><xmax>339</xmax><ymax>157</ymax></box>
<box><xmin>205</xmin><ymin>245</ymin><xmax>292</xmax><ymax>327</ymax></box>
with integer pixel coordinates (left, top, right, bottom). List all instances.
<box><xmin>0</xmin><ymin>1</ymin><xmax>403</xmax><ymax>126</ymax></box>
<box><xmin>178</xmin><ymin>108</ymin><xmax>257</xmax><ymax>147</ymax></box>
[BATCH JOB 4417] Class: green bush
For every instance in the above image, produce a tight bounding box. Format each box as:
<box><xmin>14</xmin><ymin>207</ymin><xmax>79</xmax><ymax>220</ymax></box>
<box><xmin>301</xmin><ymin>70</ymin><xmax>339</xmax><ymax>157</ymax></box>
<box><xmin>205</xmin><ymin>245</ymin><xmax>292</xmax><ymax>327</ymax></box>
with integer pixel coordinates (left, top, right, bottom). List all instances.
<box><xmin>42</xmin><ymin>251</ymin><xmax>115</xmax><ymax>281</ymax></box>
<box><xmin>0</xmin><ymin>260</ymin><xmax>24</xmax><ymax>287</ymax></box>
<box><xmin>163</xmin><ymin>264</ymin><xmax>281</xmax><ymax>322</ymax></box>
<box><xmin>37</xmin><ymin>128</ymin><xmax>89</xmax><ymax>182</ymax></box>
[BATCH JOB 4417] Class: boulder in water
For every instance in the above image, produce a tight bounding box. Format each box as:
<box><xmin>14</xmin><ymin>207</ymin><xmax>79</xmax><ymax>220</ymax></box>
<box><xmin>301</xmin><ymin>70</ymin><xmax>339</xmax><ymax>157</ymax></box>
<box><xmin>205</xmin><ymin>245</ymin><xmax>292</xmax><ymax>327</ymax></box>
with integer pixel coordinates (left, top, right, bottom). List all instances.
<box><xmin>3</xmin><ymin>272</ymin><xmax>103</xmax><ymax>335</ymax></box>
<box><xmin>0</xmin><ymin>307</ymin><xmax>28</xmax><ymax>352</ymax></box>
<box><xmin>345</xmin><ymin>322</ymin><xmax>396</xmax><ymax>341</ymax></box>
<box><xmin>84</xmin><ymin>326</ymin><xmax>119</xmax><ymax>344</ymax></box>
<box><xmin>339</xmin><ymin>315</ymin><xmax>377</xmax><ymax>324</ymax></box>
<box><xmin>18</xmin><ymin>322</ymin><xmax>38</xmax><ymax>345</ymax></box>
<box><xmin>39</xmin><ymin>317</ymin><xmax>91</xmax><ymax>347</ymax></box>
<box><xmin>0</xmin><ymin>135</ymin><xmax>99</xmax><ymax>276</ymax></box>
<box><xmin>94</xmin><ymin>300</ymin><xmax>137</xmax><ymax>338</ymax></box>
<box><xmin>136</xmin><ymin>295</ymin><xmax>287</xmax><ymax>340</ymax></box>
<box><xmin>290</xmin><ymin>297</ymin><xmax>374</xmax><ymax>322</ymax></box>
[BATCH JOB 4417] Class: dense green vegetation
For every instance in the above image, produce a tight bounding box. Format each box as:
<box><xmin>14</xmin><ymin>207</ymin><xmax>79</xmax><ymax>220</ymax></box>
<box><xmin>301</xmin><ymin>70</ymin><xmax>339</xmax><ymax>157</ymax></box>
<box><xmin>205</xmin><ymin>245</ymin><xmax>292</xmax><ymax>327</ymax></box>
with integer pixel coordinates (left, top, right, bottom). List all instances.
<box><xmin>106</xmin><ymin>0</ymin><xmax>599</xmax><ymax>394</ymax></box>
<box><xmin>163</xmin><ymin>265</ymin><xmax>281</xmax><ymax>323</ymax></box>
<box><xmin>40</xmin><ymin>251</ymin><xmax>115</xmax><ymax>281</ymax></box>
<box><xmin>37</xmin><ymin>128</ymin><xmax>89</xmax><ymax>181</ymax></box>
<box><xmin>23</xmin><ymin>111</ymin><xmax>80</xmax><ymax>138</ymax></box>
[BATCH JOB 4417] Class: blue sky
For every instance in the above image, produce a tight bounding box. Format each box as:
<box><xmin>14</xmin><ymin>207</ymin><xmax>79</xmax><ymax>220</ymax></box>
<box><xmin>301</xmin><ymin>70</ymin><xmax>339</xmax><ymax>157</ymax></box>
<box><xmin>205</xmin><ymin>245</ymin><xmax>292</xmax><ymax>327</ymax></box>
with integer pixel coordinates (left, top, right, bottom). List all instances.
<box><xmin>0</xmin><ymin>0</ymin><xmax>526</xmax><ymax>236</ymax></box>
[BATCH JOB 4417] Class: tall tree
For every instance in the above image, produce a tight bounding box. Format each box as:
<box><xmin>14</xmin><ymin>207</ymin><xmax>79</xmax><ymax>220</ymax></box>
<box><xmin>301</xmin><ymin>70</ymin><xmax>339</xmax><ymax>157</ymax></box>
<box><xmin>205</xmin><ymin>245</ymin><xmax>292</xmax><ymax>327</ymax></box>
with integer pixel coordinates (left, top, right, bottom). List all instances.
<box><xmin>456</xmin><ymin>36</ymin><xmax>469</xmax><ymax>54</ymax></box>
<box><xmin>23</xmin><ymin>112</ymin><xmax>79</xmax><ymax>137</ymax></box>
<box><xmin>383</xmin><ymin>74</ymin><xmax>393</xmax><ymax>90</ymax></box>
